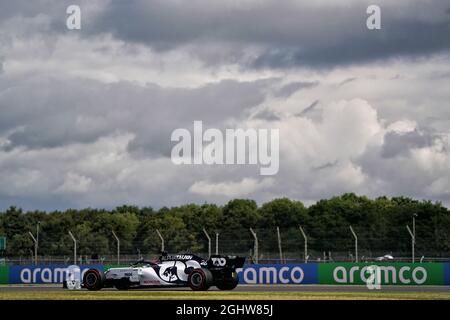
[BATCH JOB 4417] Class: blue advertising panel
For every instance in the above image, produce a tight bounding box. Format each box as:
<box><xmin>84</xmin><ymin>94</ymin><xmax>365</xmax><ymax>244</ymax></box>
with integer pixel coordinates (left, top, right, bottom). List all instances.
<box><xmin>237</xmin><ymin>264</ymin><xmax>318</xmax><ymax>284</ymax></box>
<box><xmin>444</xmin><ymin>263</ymin><xmax>450</xmax><ymax>285</ymax></box>
<box><xmin>8</xmin><ymin>264</ymin><xmax>103</xmax><ymax>284</ymax></box>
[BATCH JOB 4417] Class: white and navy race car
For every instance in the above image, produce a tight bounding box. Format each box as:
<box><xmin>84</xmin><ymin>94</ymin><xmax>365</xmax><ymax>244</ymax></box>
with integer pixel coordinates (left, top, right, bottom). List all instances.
<box><xmin>80</xmin><ymin>253</ymin><xmax>245</xmax><ymax>291</ymax></box>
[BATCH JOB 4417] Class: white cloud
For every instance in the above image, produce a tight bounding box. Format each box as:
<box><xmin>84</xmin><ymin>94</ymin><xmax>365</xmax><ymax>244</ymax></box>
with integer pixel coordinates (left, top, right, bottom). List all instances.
<box><xmin>387</xmin><ymin>120</ymin><xmax>417</xmax><ymax>133</ymax></box>
<box><xmin>56</xmin><ymin>172</ymin><xmax>93</xmax><ymax>193</ymax></box>
<box><xmin>189</xmin><ymin>177</ymin><xmax>274</xmax><ymax>197</ymax></box>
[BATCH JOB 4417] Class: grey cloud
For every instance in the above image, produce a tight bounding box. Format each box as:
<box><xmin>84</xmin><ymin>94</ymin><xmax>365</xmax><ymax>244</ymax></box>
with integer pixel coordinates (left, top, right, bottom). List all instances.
<box><xmin>0</xmin><ymin>1</ymin><xmax>55</xmax><ymax>19</ymax></box>
<box><xmin>87</xmin><ymin>0</ymin><xmax>450</xmax><ymax>68</ymax></box>
<box><xmin>354</xmin><ymin>123</ymin><xmax>450</xmax><ymax>206</ymax></box>
<box><xmin>298</xmin><ymin>100</ymin><xmax>320</xmax><ymax>116</ymax></box>
<box><xmin>356</xmin><ymin>143</ymin><xmax>449</xmax><ymax>205</ymax></box>
<box><xmin>126</xmin><ymin>79</ymin><xmax>275</xmax><ymax>157</ymax></box>
<box><xmin>0</xmin><ymin>74</ymin><xmax>275</xmax><ymax>156</ymax></box>
<box><xmin>0</xmin><ymin>0</ymin><xmax>82</xmax><ymax>33</ymax></box>
<box><xmin>338</xmin><ymin>78</ymin><xmax>357</xmax><ymax>87</ymax></box>
<box><xmin>313</xmin><ymin>160</ymin><xmax>339</xmax><ymax>171</ymax></box>
<box><xmin>253</xmin><ymin>24</ymin><xmax>450</xmax><ymax>69</ymax></box>
<box><xmin>381</xmin><ymin>129</ymin><xmax>433</xmax><ymax>158</ymax></box>
<box><xmin>0</xmin><ymin>76</ymin><xmax>122</xmax><ymax>149</ymax></box>
<box><xmin>252</xmin><ymin>110</ymin><xmax>280</xmax><ymax>122</ymax></box>
<box><xmin>296</xmin><ymin>100</ymin><xmax>323</xmax><ymax>122</ymax></box>
<box><xmin>2</xmin><ymin>1</ymin><xmax>449</xmax><ymax>69</ymax></box>
<box><xmin>274</xmin><ymin>81</ymin><xmax>318</xmax><ymax>98</ymax></box>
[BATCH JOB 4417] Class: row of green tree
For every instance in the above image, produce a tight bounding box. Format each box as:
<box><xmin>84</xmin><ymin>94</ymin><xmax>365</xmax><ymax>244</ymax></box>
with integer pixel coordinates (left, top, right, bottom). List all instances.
<box><xmin>0</xmin><ymin>194</ymin><xmax>449</xmax><ymax>258</ymax></box>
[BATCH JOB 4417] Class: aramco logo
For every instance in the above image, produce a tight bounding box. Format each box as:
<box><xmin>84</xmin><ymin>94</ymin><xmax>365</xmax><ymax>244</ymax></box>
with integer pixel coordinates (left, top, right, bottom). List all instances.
<box><xmin>332</xmin><ymin>265</ymin><xmax>427</xmax><ymax>285</ymax></box>
<box><xmin>237</xmin><ymin>266</ymin><xmax>306</xmax><ymax>284</ymax></box>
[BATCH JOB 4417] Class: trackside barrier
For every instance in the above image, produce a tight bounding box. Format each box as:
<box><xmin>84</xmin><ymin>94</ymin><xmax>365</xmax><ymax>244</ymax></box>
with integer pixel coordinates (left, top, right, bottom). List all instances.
<box><xmin>237</xmin><ymin>264</ymin><xmax>318</xmax><ymax>284</ymax></box>
<box><xmin>8</xmin><ymin>265</ymin><xmax>104</xmax><ymax>284</ymax></box>
<box><xmin>445</xmin><ymin>263</ymin><xmax>450</xmax><ymax>286</ymax></box>
<box><xmin>318</xmin><ymin>263</ymin><xmax>445</xmax><ymax>285</ymax></box>
<box><xmin>1</xmin><ymin>263</ymin><xmax>450</xmax><ymax>285</ymax></box>
<box><xmin>0</xmin><ymin>266</ymin><xmax>8</xmax><ymax>284</ymax></box>
<box><xmin>237</xmin><ymin>263</ymin><xmax>450</xmax><ymax>285</ymax></box>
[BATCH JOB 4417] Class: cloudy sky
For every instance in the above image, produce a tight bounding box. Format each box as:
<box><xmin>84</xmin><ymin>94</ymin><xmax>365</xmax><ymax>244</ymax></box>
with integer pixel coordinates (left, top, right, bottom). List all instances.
<box><xmin>0</xmin><ymin>0</ymin><xmax>449</xmax><ymax>210</ymax></box>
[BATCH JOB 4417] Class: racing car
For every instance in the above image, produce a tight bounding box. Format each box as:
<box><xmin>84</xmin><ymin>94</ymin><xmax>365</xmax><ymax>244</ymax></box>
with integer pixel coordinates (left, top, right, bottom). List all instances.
<box><xmin>79</xmin><ymin>252</ymin><xmax>245</xmax><ymax>291</ymax></box>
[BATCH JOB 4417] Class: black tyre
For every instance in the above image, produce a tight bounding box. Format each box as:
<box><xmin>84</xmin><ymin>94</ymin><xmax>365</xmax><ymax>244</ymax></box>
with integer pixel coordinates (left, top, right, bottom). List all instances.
<box><xmin>83</xmin><ymin>269</ymin><xmax>104</xmax><ymax>291</ymax></box>
<box><xmin>215</xmin><ymin>272</ymin><xmax>239</xmax><ymax>290</ymax></box>
<box><xmin>188</xmin><ymin>268</ymin><xmax>213</xmax><ymax>291</ymax></box>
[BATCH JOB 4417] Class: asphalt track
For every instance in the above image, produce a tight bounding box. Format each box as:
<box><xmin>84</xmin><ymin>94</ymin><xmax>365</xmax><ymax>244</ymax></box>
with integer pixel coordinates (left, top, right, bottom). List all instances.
<box><xmin>1</xmin><ymin>284</ymin><xmax>449</xmax><ymax>293</ymax></box>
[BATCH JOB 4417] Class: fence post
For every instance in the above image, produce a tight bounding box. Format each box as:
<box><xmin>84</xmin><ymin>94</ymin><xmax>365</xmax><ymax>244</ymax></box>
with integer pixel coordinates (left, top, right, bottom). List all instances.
<box><xmin>112</xmin><ymin>230</ymin><xmax>120</xmax><ymax>265</ymax></box>
<box><xmin>68</xmin><ymin>231</ymin><xmax>77</xmax><ymax>264</ymax></box>
<box><xmin>156</xmin><ymin>229</ymin><xmax>165</xmax><ymax>252</ymax></box>
<box><xmin>406</xmin><ymin>225</ymin><xmax>415</xmax><ymax>263</ymax></box>
<box><xmin>276</xmin><ymin>226</ymin><xmax>283</xmax><ymax>263</ymax></box>
<box><xmin>36</xmin><ymin>222</ymin><xmax>40</xmax><ymax>264</ymax></box>
<box><xmin>28</xmin><ymin>221</ymin><xmax>40</xmax><ymax>265</ymax></box>
<box><xmin>215</xmin><ymin>233</ymin><xmax>219</xmax><ymax>254</ymax></box>
<box><xmin>137</xmin><ymin>248</ymin><xmax>142</xmax><ymax>260</ymax></box>
<box><xmin>299</xmin><ymin>226</ymin><xmax>308</xmax><ymax>263</ymax></box>
<box><xmin>349</xmin><ymin>226</ymin><xmax>358</xmax><ymax>263</ymax></box>
<box><xmin>28</xmin><ymin>232</ymin><xmax>37</xmax><ymax>265</ymax></box>
<box><xmin>203</xmin><ymin>228</ymin><xmax>211</xmax><ymax>257</ymax></box>
<box><xmin>249</xmin><ymin>228</ymin><xmax>258</xmax><ymax>264</ymax></box>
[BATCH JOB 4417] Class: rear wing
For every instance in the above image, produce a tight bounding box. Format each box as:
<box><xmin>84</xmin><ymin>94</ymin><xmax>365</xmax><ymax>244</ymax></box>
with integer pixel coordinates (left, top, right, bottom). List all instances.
<box><xmin>207</xmin><ymin>255</ymin><xmax>245</xmax><ymax>269</ymax></box>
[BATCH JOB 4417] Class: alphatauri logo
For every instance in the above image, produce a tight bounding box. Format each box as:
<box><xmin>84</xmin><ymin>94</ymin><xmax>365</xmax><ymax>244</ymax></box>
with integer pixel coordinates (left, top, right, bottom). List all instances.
<box><xmin>211</xmin><ymin>257</ymin><xmax>226</xmax><ymax>267</ymax></box>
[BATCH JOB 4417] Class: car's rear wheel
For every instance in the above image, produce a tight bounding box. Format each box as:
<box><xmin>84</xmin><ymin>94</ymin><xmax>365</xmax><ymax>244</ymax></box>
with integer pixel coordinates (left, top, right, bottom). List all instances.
<box><xmin>188</xmin><ymin>268</ymin><xmax>213</xmax><ymax>291</ymax></box>
<box><xmin>215</xmin><ymin>272</ymin><xmax>239</xmax><ymax>290</ymax></box>
<box><xmin>83</xmin><ymin>269</ymin><xmax>104</xmax><ymax>291</ymax></box>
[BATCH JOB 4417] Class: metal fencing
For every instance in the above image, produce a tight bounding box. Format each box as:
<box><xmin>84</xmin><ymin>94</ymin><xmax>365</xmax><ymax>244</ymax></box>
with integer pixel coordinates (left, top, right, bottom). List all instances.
<box><xmin>1</xmin><ymin>224</ymin><xmax>449</xmax><ymax>265</ymax></box>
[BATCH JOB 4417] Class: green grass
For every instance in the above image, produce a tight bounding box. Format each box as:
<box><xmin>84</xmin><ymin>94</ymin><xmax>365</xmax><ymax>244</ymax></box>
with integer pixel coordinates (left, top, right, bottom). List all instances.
<box><xmin>0</xmin><ymin>290</ymin><xmax>449</xmax><ymax>300</ymax></box>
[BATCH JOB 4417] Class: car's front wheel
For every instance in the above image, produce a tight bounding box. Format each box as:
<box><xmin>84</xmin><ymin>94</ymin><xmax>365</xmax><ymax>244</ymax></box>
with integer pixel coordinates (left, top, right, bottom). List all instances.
<box><xmin>188</xmin><ymin>268</ymin><xmax>213</xmax><ymax>291</ymax></box>
<box><xmin>83</xmin><ymin>269</ymin><xmax>104</xmax><ymax>291</ymax></box>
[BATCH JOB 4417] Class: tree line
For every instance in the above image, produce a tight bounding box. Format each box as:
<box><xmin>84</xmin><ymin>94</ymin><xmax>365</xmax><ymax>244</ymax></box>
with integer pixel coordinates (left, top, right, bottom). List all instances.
<box><xmin>0</xmin><ymin>193</ymin><xmax>449</xmax><ymax>259</ymax></box>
